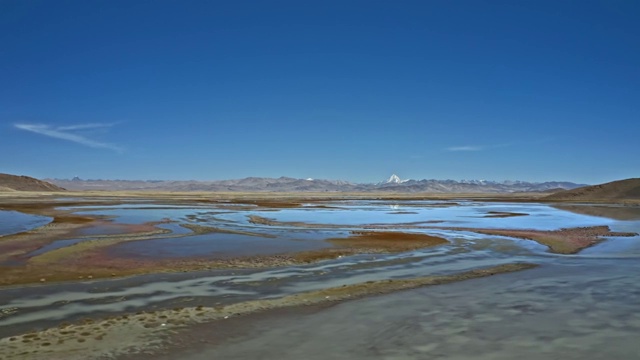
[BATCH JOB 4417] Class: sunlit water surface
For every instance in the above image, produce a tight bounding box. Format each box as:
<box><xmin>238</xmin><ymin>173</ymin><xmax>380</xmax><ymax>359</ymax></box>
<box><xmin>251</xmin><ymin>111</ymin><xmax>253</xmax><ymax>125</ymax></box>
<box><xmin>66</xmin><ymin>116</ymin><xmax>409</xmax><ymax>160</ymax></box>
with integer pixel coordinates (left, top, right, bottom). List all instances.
<box><xmin>0</xmin><ymin>210</ymin><xmax>51</xmax><ymax>237</ymax></box>
<box><xmin>0</xmin><ymin>201</ymin><xmax>639</xmax><ymax>359</ymax></box>
<box><xmin>185</xmin><ymin>259</ymin><xmax>640</xmax><ymax>360</ymax></box>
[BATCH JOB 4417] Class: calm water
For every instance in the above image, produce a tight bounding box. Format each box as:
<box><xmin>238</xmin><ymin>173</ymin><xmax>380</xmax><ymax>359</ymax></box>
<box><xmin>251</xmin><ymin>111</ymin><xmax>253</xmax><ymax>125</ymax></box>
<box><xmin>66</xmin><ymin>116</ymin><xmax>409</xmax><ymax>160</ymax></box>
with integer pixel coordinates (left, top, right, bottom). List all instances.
<box><xmin>244</xmin><ymin>201</ymin><xmax>620</xmax><ymax>230</ymax></box>
<box><xmin>65</xmin><ymin>201</ymin><xmax>632</xmax><ymax>260</ymax></box>
<box><xmin>73</xmin><ymin>201</ymin><xmax>622</xmax><ymax>230</ymax></box>
<box><xmin>0</xmin><ymin>210</ymin><xmax>51</xmax><ymax>237</ymax></box>
<box><xmin>1</xmin><ymin>201</ymin><xmax>639</xmax><ymax>359</ymax></box>
<box><xmin>13</xmin><ymin>201</ymin><xmax>634</xmax><ymax>262</ymax></box>
<box><xmin>186</xmin><ymin>259</ymin><xmax>640</xmax><ymax>360</ymax></box>
<box><xmin>110</xmin><ymin>231</ymin><xmax>330</xmax><ymax>259</ymax></box>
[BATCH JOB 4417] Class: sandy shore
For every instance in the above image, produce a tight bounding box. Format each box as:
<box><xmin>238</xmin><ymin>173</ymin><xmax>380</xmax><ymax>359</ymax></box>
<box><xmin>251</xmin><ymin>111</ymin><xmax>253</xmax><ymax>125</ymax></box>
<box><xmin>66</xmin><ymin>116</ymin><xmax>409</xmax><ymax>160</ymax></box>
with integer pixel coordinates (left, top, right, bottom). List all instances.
<box><xmin>136</xmin><ymin>259</ymin><xmax>640</xmax><ymax>360</ymax></box>
<box><xmin>0</xmin><ymin>263</ymin><xmax>536</xmax><ymax>360</ymax></box>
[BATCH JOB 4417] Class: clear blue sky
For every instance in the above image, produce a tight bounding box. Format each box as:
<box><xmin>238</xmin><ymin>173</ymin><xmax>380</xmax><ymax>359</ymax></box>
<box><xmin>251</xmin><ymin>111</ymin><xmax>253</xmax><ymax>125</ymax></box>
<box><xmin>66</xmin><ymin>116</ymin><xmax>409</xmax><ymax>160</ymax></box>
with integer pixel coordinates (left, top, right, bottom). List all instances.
<box><xmin>1</xmin><ymin>0</ymin><xmax>638</xmax><ymax>183</ymax></box>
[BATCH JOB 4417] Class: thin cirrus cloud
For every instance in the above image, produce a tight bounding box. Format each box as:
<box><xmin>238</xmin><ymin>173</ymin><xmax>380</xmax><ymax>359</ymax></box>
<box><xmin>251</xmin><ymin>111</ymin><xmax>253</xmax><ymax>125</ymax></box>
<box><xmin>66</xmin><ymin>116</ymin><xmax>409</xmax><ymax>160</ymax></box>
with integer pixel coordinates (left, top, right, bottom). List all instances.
<box><xmin>445</xmin><ymin>143</ymin><xmax>513</xmax><ymax>152</ymax></box>
<box><xmin>14</xmin><ymin>123</ymin><xmax>123</xmax><ymax>152</ymax></box>
<box><xmin>446</xmin><ymin>145</ymin><xmax>484</xmax><ymax>152</ymax></box>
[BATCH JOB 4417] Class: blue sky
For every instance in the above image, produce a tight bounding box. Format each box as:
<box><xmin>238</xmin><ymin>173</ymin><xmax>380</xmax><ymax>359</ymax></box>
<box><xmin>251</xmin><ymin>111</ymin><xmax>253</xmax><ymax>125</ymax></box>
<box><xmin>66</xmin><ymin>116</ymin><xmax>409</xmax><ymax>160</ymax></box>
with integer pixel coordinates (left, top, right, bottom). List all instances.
<box><xmin>1</xmin><ymin>0</ymin><xmax>638</xmax><ymax>184</ymax></box>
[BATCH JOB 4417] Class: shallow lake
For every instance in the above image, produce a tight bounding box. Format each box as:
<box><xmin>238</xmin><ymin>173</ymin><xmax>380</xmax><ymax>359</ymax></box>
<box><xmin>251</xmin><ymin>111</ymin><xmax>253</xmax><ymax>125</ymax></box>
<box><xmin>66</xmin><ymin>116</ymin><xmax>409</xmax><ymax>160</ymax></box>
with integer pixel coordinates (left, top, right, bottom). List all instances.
<box><xmin>188</xmin><ymin>258</ymin><xmax>640</xmax><ymax>360</ymax></box>
<box><xmin>72</xmin><ymin>201</ymin><xmax>631</xmax><ymax>231</ymax></box>
<box><xmin>228</xmin><ymin>201</ymin><xmax>622</xmax><ymax>230</ymax></box>
<box><xmin>18</xmin><ymin>201</ymin><xmax>640</xmax><ymax>262</ymax></box>
<box><xmin>1</xmin><ymin>201</ymin><xmax>639</xmax><ymax>341</ymax></box>
<box><xmin>0</xmin><ymin>210</ymin><xmax>51</xmax><ymax>237</ymax></box>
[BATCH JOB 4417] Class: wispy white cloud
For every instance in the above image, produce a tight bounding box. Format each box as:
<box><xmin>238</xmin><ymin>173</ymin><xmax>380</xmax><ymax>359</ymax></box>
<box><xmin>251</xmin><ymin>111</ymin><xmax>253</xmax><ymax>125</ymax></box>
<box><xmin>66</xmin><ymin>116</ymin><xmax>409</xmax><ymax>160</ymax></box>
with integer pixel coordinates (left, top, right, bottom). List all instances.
<box><xmin>445</xmin><ymin>142</ymin><xmax>515</xmax><ymax>152</ymax></box>
<box><xmin>14</xmin><ymin>123</ymin><xmax>123</xmax><ymax>152</ymax></box>
<box><xmin>57</xmin><ymin>123</ymin><xmax>117</xmax><ymax>131</ymax></box>
<box><xmin>446</xmin><ymin>145</ymin><xmax>484</xmax><ymax>152</ymax></box>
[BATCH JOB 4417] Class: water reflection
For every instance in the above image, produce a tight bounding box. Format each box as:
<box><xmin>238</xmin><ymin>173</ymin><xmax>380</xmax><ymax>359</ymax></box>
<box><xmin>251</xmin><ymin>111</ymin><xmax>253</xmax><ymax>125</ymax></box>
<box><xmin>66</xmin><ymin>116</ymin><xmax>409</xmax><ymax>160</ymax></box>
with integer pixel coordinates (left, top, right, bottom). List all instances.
<box><xmin>1</xmin><ymin>201</ymin><xmax>639</xmax><ymax>340</ymax></box>
<box><xmin>193</xmin><ymin>259</ymin><xmax>640</xmax><ymax>360</ymax></box>
<box><xmin>0</xmin><ymin>210</ymin><xmax>51</xmax><ymax>236</ymax></box>
<box><xmin>553</xmin><ymin>204</ymin><xmax>640</xmax><ymax>221</ymax></box>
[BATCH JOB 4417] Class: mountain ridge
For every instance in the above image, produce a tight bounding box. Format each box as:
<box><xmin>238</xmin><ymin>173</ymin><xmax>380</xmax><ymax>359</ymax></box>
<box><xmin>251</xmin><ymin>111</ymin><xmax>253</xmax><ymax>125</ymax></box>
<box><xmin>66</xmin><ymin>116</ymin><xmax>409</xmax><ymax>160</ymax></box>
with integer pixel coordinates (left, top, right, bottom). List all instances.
<box><xmin>47</xmin><ymin>175</ymin><xmax>587</xmax><ymax>193</ymax></box>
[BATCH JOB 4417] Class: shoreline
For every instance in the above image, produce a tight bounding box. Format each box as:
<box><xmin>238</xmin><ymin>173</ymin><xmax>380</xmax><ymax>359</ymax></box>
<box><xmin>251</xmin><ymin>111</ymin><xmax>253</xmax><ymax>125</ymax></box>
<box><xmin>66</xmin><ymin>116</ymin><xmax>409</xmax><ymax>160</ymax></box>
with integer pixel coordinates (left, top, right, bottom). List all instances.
<box><xmin>0</xmin><ymin>263</ymin><xmax>537</xmax><ymax>360</ymax></box>
<box><xmin>1</xmin><ymin>196</ymin><xmax>636</xmax><ymax>287</ymax></box>
<box><xmin>1</xmin><ymin>194</ymin><xmax>638</xmax><ymax>359</ymax></box>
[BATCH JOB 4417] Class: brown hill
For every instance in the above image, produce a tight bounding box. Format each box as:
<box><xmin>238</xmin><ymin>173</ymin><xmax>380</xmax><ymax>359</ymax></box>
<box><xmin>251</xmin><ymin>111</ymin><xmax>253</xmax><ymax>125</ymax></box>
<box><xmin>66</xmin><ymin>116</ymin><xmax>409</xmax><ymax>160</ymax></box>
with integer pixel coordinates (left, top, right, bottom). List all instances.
<box><xmin>545</xmin><ymin>178</ymin><xmax>640</xmax><ymax>202</ymax></box>
<box><xmin>0</xmin><ymin>173</ymin><xmax>65</xmax><ymax>192</ymax></box>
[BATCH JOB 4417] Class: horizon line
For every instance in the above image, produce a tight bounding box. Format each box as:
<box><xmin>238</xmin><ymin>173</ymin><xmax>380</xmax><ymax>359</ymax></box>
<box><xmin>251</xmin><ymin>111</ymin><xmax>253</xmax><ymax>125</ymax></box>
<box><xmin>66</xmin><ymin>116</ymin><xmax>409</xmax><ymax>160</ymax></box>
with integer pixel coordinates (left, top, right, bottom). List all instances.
<box><xmin>39</xmin><ymin>174</ymin><xmax>589</xmax><ymax>185</ymax></box>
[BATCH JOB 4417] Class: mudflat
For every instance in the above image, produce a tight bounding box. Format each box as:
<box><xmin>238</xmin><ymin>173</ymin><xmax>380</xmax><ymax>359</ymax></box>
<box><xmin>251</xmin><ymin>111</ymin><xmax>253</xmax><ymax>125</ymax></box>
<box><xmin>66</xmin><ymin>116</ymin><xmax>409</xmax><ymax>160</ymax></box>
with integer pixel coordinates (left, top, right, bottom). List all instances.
<box><xmin>1</xmin><ymin>191</ymin><xmax>639</xmax><ymax>359</ymax></box>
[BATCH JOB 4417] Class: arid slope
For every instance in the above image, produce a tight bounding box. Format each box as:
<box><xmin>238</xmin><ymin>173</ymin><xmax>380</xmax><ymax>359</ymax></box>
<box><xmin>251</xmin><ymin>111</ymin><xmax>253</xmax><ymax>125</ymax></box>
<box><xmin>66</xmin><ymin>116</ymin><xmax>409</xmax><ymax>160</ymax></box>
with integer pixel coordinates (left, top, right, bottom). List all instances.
<box><xmin>545</xmin><ymin>178</ymin><xmax>640</xmax><ymax>202</ymax></box>
<box><xmin>0</xmin><ymin>173</ymin><xmax>65</xmax><ymax>192</ymax></box>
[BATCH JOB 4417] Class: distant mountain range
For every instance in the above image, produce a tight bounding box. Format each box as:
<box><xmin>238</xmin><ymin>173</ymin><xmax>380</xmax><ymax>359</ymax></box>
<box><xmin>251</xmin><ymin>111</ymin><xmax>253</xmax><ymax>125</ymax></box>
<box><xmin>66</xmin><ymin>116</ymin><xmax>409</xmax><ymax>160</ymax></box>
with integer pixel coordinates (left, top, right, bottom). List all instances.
<box><xmin>3</xmin><ymin>173</ymin><xmax>638</xmax><ymax>202</ymax></box>
<box><xmin>47</xmin><ymin>175</ymin><xmax>587</xmax><ymax>193</ymax></box>
<box><xmin>383</xmin><ymin>174</ymin><xmax>409</xmax><ymax>184</ymax></box>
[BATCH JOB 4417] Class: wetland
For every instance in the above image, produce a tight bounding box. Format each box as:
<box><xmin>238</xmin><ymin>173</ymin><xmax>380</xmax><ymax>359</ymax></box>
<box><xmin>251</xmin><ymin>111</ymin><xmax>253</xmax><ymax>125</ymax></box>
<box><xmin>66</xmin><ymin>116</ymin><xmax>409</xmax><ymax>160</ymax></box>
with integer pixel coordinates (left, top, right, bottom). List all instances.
<box><xmin>0</xmin><ymin>194</ymin><xmax>639</xmax><ymax>359</ymax></box>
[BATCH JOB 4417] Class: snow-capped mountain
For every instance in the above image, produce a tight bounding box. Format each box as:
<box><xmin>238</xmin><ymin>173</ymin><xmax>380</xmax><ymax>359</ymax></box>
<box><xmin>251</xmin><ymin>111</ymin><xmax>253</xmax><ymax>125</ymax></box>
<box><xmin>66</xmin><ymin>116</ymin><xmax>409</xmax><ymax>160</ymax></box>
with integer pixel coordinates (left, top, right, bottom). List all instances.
<box><xmin>460</xmin><ymin>179</ymin><xmax>492</xmax><ymax>185</ymax></box>
<box><xmin>384</xmin><ymin>174</ymin><xmax>410</xmax><ymax>184</ymax></box>
<box><xmin>50</xmin><ymin>175</ymin><xmax>587</xmax><ymax>193</ymax></box>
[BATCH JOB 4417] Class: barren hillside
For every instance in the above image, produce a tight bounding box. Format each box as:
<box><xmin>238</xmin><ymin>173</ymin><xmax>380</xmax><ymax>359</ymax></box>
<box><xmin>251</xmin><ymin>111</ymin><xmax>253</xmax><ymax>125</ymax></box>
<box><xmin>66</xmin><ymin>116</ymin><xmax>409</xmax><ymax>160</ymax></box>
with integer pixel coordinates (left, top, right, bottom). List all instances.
<box><xmin>0</xmin><ymin>173</ymin><xmax>65</xmax><ymax>192</ymax></box>
<box><xmin>545</xmin><ymin>178</ymin><xmax>640</xmax><ymax>201</ymax></box>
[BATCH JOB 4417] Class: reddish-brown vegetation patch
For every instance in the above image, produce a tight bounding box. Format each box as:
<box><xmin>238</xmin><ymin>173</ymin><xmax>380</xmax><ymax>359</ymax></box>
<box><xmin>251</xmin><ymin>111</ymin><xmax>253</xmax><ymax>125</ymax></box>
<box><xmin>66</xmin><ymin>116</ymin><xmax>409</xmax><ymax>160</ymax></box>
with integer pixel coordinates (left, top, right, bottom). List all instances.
<box><xmin>242</xmin><ymin>201</ymin><xmax>302</xmax><ymax>208</ymax></box>
<box><xmin>0</xmin><ymin>230</ymin><xmax>450</xmax><ymax>285</ymax></box>
<box><xmin>292</xmin><ymin>231</ymin><xmax>448</xmax><ymax>263</ymax></box>
<box><xmin>483</xmin><ymin>211</ymin><xmax>529</xmax><ymax>218</ymax></box>
<box><xmin>329</xmin><ymin>231</ymin><xmax>448</xmax><ymax>251</ymax></box>
<box><xmin>465</xmin><ymin>226</ymin><xmax>636</xmax><ymax>254</ymax></box>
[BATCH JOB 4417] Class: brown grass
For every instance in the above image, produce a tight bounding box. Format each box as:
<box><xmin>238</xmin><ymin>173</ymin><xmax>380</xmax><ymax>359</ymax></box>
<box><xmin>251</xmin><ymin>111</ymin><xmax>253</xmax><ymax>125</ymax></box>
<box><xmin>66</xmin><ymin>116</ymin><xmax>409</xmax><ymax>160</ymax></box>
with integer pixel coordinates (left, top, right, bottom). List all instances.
<box><xmin>483</xmin><ymin>211</ymin><xmax>529</xmax><ymax>218</ymax></box>
<box><xmin>293</xmin><ymin>231</ymin><xmax>448</xmax><ymax>263</ymax></box>
<box><xmin>243</xmin><ymin>201</ymin><xmax>302</xmax><ymax>208</ymax></box>
<box><xmin>468</xmin><ymin>226</ymin><xmax>637</xmax><ymax>254</ymax></box>
<box><xmin>51</xmin><ymin>215</ymin><xmax>96</xmax><ymax>224</ymax></box>
<box><xmin>329</xmin><ymin>231</ymin><xmax>448</xmax><ymax>250</ymax></box>
<box><xmin>293</xmin><ymin>249</ymin><xmax>361</xmax><ymax>263</ymax></box>
<box><xmin>180</xmin><ymin>223</ymin><xmax>275</xmax><ymax>237</ymax></box>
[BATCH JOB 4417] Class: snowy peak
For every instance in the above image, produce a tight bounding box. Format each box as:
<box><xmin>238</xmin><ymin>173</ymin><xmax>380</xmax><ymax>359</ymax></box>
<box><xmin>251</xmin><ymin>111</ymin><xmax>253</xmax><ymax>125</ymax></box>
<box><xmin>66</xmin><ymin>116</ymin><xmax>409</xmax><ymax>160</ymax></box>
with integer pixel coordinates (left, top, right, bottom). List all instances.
<box><xmin>48</xmin><ymin>176</ymin><xmax>587</xmax><ymax>193</ymax></box>
<box><xmin>386</xmin><ymin>174</ymin><xmax>408</xmax><ymax>184</ymax></box>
